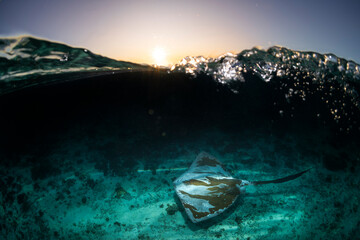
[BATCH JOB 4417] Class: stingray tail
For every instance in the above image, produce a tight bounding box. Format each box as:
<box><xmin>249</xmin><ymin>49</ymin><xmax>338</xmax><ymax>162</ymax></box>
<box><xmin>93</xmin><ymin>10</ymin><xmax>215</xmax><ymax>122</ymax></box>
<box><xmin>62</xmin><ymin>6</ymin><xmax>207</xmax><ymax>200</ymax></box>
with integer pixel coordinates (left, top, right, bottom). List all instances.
<box><xmin>251</xmin><ymin>168</ymin><xmax>311</xmax><ymax>185</ymax></box>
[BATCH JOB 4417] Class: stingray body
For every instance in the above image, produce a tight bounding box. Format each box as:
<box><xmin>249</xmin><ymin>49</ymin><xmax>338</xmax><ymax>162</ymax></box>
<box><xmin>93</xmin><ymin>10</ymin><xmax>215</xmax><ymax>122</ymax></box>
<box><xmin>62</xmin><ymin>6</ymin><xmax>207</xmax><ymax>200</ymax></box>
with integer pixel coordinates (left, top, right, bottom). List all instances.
<box><xmin>173</xmin><ymin>152</ymin><xmax>310</xmax><ymax>223</ymax></box>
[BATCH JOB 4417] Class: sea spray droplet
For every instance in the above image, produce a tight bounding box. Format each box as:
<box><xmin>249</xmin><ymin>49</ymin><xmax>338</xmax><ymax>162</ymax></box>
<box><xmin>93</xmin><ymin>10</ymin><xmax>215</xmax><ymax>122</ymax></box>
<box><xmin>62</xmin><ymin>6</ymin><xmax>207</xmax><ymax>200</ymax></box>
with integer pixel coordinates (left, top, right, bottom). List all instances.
<box><xmin>60</xmin><ymin>54</ymin><xmax>68</xmax><ymax>62</ymax></box>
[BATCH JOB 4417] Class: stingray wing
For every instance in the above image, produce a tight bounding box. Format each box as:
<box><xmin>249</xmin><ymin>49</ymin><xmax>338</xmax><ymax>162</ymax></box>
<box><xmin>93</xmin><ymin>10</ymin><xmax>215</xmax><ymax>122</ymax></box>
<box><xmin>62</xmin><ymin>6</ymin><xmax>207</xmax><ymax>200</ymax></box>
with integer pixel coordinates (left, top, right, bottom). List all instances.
<box><xmin>173</xmin><ymin>152</ymin><xmax>242</xmax><ymax>223</ymax></box>
<box><xmin>173</xmin><ymin>152</ymin><xmax>231</xmax><ymax>185</ymax></box>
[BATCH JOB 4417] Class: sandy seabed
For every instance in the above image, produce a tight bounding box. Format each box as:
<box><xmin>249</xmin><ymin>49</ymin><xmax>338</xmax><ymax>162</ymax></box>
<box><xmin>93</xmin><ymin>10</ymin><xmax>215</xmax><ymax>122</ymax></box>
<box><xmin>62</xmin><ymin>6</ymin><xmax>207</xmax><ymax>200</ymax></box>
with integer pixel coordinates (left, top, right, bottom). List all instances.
<box><xmin>1</xmin><ymin>126</ymin><xmax>359</xmax><ymax>240</ymax></box>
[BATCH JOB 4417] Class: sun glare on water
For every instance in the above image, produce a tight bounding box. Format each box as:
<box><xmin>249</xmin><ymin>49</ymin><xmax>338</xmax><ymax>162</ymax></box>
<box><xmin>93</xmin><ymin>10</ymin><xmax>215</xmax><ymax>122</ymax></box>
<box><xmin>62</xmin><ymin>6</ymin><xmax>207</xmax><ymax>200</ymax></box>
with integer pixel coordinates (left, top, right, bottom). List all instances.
<box><xmin>152</xmin><ymin>47</ymin><xmax>167</xmax><ymax>66</ymax></box>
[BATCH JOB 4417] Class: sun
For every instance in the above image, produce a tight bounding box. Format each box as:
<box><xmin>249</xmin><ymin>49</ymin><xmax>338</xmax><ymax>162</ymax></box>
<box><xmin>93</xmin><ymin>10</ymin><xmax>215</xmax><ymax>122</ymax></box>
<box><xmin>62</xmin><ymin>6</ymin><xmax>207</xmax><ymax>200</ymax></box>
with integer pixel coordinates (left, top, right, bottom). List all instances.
<box><xmin>152</xmin><ymin>47</ymin><xmax>167</xmax><ymax>66</ymax></box>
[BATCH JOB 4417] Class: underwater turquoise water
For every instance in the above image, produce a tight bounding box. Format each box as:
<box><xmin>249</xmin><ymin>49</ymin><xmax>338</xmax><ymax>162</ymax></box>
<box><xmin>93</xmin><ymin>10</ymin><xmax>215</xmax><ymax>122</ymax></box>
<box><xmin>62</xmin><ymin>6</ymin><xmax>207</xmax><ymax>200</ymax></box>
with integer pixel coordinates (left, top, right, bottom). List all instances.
<box><xmin>0</xmin><ymin>37</ymin><xmax>359</xmax><ymax>239</ymax></box>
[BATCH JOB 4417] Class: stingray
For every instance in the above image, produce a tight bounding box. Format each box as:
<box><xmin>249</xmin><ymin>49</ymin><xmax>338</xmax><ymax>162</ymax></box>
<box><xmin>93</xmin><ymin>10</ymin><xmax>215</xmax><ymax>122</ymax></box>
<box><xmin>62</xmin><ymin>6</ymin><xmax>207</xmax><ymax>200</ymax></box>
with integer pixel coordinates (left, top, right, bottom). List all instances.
<box><xmin>173</xmin><ymin>152</ymin><xmax>310</xmax><ymax>223</ymax></box>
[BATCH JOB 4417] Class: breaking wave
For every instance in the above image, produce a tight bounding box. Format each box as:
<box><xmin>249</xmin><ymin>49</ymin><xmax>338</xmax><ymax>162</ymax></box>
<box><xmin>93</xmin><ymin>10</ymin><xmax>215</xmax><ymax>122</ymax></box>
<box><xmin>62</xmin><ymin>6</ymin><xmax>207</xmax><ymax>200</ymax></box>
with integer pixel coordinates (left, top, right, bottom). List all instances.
<box><xmin>0</xmin><ymin>36</ymin><xmax>151</xmax><ymax>94</ymax></box>
<box><xmin>1</xmin><ymin>36</ymin><xmax>359</xmax><ymax>134</ymax></box>
<box><xmin>171</xmin><ymin>47</ymin><xmax>360</xmax><ymax>134</ymax></box>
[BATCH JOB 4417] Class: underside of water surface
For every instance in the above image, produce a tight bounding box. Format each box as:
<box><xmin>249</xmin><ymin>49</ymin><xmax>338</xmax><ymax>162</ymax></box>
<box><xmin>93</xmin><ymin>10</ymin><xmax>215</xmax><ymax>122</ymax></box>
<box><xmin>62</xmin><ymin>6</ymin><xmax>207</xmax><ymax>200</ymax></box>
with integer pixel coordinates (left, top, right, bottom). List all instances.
<box><xmin>0</xmin><ymin>37</ymin><xmax>360</xmax><ymax>239</ymax></box>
